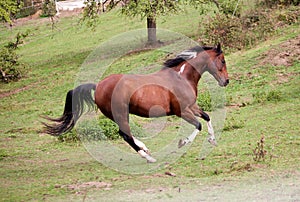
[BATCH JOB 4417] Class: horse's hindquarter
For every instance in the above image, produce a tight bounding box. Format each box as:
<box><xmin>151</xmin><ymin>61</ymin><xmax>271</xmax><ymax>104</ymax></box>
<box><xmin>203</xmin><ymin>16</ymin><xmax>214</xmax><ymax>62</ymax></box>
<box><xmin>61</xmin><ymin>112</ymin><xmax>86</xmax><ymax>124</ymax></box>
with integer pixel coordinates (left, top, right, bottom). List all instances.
<box><xmin>94</xmin><ymin>74</ymin><xmax>123</xmax><ymax>120</ymax></box>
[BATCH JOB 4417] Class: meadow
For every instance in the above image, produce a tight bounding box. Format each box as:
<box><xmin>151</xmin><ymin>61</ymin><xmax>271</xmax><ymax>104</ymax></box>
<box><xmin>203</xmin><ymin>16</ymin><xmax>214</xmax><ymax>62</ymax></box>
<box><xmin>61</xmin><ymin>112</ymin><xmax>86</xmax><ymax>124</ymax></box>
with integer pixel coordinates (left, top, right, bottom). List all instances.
<box><xmin>0</xmin><ymin>5</ymin><xmax>299</xmax><ymax>201</ymax></box>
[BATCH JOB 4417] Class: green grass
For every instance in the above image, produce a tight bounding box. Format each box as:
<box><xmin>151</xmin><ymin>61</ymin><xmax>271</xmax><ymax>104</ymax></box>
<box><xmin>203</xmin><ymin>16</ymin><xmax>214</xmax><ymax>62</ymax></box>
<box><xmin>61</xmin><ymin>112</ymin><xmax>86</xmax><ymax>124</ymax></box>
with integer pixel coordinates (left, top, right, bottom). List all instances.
<box><xmin>0</xmin><ymin>5</ymin><xmax>300</xmax><ymax>201</ymax></box>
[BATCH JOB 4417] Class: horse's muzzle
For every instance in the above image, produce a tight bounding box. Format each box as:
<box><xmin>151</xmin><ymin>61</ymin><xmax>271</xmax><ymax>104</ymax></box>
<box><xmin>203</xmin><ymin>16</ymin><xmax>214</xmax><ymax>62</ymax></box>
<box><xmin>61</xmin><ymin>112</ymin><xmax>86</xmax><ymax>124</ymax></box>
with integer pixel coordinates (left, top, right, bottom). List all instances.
<box><xmin>224</xmin><ymin>79</ymin><xmax>229</xmax><ymax>86</ymax></box>
<box><xmin>219</xmin><ymin>79</ymin><xmax>229</xmax><ymax>87</ymax></box>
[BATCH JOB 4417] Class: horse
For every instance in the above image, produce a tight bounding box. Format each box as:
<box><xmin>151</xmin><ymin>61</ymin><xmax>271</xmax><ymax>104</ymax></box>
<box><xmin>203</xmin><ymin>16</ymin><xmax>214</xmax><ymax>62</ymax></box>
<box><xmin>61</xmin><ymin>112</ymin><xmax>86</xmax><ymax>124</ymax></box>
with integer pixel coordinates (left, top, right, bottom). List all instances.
<box><xmin>42</xmin><ymin>43</ymin><xmax>229</xmax><ymax>163</ymax></box>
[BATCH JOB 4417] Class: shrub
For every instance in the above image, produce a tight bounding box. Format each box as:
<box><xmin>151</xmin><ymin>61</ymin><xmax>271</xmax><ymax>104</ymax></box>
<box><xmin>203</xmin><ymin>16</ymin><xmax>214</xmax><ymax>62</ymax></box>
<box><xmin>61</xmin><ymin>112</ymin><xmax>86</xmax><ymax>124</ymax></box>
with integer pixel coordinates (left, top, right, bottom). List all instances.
<box><xmin>0</xmin><ymin>32</ymin><xmax>28</xmax><ymax>83</ymax></box>
<box><xmin>98</xmin><ymin>115</ymin><xmax>120</xmax><ymax>140</ymax></box>
<box><xmin>199</xmin><ymin>2</ymin><xmax>299</xmax><ymax>52</ymax></box>
<box><xmin>75</xmin><ymin>116</ymin><xmax>120</xmax><ymax>141</ymax></box>
<box><xmin>260</xmin><ymin>0</ymin><xmax>299</xmax><ymax>8</ymax></box>
<box><xmin>218</xmin><ymin>0</ymin><xmax>242</xmax><ymax>16</ymax></box>
<box><xmin>58</xmin><ymin>130</ymin><xmax>79</xmax><ymax>143</ymax></box>
<box><xmin>276</xmin><ymin>6</ymin><xmax>299</xmax><ymax>25</ymax></box>
<box><xmin>197</xmin><ymin>91</ymin><xmax>212</xmax><ymax>111</ymax></box>
<box><xmin>16</xmin><ymin>6</ymin><xmax>37</xmax><ymax>19</ymax></box>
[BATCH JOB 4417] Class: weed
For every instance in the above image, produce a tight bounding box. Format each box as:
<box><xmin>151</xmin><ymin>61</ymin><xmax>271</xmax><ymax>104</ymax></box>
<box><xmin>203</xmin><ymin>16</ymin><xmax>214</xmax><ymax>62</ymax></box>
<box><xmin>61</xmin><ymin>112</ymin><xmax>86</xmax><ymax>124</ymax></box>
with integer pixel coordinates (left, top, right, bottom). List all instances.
<box><xmin>252</xmin><ymin>89</ymin><xmax>282</xmax><ymax>104</ymax></box>
<box><xmin>0</xmin><ymin>149</ymin><xmax>9</xmax><ymax>160</ymax></box>
<box><xmin>223</xmin><ymin>116</ymin><xmax>245</xmax><ymax>131</ymax></box>
<box><xmin>266</xmin><ymin>90</ymin><xmax>282</xmax><ymax>102</ymax></box>
<box><xmin>253</xmin><ymin>135</ymin><xmax>267</xmax><ymax>162</ymax></box>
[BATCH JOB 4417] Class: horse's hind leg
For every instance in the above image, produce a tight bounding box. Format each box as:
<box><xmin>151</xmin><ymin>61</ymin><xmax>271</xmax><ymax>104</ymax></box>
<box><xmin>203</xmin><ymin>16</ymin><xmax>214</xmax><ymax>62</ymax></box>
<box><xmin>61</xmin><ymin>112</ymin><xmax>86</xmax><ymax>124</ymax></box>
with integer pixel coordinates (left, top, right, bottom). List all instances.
<box><xmin>191</xmin><ymin>104</ymin><xmax>217</xmax><ymax>146</ymax></box>
<box><xmin>118</xmin><ymin>123</ymin><xmax>156</xmax><ymax>163</ymax></box>
<box><xmin>178</xmin><ymin>108</ymin><xmax>202</xmax><ymax>148</ymax></box>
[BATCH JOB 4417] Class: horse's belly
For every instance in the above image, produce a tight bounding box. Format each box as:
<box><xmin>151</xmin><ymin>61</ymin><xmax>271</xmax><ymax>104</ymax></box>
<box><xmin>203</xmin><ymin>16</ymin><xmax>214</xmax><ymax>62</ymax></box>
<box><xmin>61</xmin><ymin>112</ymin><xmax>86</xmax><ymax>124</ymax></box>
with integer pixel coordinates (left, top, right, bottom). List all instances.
<box><xmin>129</xmin><ymin>86</ymin><xmax>173</xmax><ymax>117</ymax></box>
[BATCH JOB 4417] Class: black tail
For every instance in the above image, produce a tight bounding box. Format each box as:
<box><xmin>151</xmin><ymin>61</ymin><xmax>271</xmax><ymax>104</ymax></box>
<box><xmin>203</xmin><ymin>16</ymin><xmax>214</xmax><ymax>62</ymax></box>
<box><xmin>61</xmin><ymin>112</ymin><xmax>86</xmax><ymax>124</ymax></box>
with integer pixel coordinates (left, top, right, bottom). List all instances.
<box><xmin>42</xmin><ymin>83</ymin><xmax>96</xmax><ymax>136</ymax></box>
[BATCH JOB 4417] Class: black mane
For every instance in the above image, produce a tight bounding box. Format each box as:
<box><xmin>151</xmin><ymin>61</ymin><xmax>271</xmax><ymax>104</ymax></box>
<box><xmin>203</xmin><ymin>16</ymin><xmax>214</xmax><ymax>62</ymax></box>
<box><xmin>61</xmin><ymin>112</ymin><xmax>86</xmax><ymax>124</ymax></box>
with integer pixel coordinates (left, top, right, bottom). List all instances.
<box><xmin>163</xmin><ymin>46</ymin><xmax>215</xmax><ymax>68</ymax></box>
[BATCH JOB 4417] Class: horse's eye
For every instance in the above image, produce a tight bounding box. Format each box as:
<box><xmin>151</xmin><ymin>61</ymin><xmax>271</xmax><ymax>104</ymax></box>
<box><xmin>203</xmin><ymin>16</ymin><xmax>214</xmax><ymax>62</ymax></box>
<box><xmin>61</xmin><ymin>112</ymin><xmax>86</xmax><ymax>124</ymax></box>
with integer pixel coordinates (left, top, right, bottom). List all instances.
<box><xmin>221</xmin><ymin>60</ymin><xmax>225</xmax><ymax>64</ymax></box>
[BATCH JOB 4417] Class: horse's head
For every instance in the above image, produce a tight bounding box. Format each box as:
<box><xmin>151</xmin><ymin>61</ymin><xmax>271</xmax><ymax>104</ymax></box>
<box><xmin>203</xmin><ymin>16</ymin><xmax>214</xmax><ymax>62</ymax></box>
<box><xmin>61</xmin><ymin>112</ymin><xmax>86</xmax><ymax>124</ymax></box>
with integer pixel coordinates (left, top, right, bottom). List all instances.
<box><xmin>205</xmin><ymin>43</ymin><xmax>229</xmax><ymax>87</ymax></box>
<box><xmin>164</xmin><ymin>44</ymin><xmax>229</xmax><ymax>87</ymax></box>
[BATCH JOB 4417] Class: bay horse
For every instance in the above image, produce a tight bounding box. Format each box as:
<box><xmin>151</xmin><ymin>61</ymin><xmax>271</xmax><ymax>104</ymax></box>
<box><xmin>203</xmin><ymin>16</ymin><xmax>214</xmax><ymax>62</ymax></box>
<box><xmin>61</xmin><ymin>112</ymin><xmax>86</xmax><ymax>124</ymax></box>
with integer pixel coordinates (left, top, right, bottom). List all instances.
<box><xmin>43</xmin><ymin>43</ymin><xmax>229</xmax><ymax>163</ymax></box>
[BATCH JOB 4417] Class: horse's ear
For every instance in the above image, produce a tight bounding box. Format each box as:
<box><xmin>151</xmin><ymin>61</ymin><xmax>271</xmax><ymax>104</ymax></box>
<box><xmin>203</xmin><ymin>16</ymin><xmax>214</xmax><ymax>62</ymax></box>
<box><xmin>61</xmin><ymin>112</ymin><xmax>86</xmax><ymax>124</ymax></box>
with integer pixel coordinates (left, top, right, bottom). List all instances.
<box><xmin>216</xmin><ymin>43</ymin><xmax>222</xmax><ymax>53</ymax></box>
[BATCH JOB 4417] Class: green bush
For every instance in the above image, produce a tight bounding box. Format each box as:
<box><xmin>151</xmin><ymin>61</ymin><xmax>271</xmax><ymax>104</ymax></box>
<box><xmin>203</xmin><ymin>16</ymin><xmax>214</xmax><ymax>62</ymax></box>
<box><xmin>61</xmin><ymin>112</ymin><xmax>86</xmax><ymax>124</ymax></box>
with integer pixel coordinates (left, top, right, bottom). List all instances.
<box><xmin>75</xmin><ymin>116</ymin><xmax>120</xmax><ymax>141</ymax></box>
<box><xmin>0</xmin><ymin>32</ymin><xmax>28</xmax><ymax>83</ymax></box>
<box><xmin>75</xmin><ymin>119</ymin><xmax>106</xmax><ymax>142</ymax></box>
<box><xmin>58</xmin><ymin>130</ymin><xmax>79</xmax><ymax>142</ymax></box>
<box><xmin>98</xmin><ymin>115</ymin><xmax>120</xmax><ymax>140</ymax></box>
<box><xmin>201</xmin><ymin>13</ymin><xmax>246</xmax><ymax>51</ymax></box>
<box><xmin>199</xmin><ymin>6</ymin><xmax>300</xmax><ymax>52</ymax></box>
<box><xmin>16</xmin><ymin>6</ymin><xmax>37</xmax><ymax>19</ymax></box>
<box><xmin>218</xmin><ymin>0</ymin><xmax>241</xmax><ymax>16</ymax></box>
<box><xmin>197</xmin><ymin>91</ymin><xmax>212</xmax><ymax>111</ymax></box>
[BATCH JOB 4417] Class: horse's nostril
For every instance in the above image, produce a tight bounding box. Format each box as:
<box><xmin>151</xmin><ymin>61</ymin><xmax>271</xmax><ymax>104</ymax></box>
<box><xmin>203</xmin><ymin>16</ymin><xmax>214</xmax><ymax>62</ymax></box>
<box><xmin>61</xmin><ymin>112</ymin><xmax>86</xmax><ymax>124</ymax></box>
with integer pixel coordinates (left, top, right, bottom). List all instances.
<box><xmin>226</xmin><ymin>79</ymin><xmax>229</xmax><ymax>84</ymax></box>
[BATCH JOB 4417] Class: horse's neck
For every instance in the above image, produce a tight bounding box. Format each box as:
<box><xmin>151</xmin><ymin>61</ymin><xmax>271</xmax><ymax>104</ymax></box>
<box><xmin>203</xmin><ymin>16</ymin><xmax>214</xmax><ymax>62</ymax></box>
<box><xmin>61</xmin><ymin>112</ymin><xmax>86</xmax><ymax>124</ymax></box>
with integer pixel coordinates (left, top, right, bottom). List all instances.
<box><xmin>175</xmin><ymin>62</ymin><xmax>203</xmax><ymax>93</ymax></box>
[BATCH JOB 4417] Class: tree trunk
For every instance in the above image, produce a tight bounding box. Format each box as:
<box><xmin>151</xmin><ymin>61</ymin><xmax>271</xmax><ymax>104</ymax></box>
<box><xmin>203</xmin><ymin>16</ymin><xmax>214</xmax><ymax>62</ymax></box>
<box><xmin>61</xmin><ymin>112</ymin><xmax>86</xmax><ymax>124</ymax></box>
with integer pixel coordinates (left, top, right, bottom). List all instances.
<box><xmin>147</xmin><ymin>16</ymin><xmax>157</xmax><ymax>45</ymax></box>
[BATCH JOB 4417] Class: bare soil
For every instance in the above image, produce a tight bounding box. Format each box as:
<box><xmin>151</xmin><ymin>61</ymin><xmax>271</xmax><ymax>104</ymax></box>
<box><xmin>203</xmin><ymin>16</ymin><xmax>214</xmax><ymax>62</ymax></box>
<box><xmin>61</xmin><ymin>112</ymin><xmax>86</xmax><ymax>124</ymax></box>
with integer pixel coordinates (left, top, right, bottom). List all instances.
<box><xmin>259</xmin><ymin>35</ymin><xmax>300</xmax><ymax>67</ymax></box>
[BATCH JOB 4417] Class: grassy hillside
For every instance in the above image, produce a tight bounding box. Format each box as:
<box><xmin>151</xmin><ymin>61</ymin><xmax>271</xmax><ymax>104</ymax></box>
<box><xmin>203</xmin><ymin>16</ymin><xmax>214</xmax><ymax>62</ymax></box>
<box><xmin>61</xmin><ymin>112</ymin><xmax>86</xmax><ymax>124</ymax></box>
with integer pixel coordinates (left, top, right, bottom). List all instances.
<box><xmin>0</xmin><ymin>6</ymin><xmax>299</xmax><ymax>201</ymax></box>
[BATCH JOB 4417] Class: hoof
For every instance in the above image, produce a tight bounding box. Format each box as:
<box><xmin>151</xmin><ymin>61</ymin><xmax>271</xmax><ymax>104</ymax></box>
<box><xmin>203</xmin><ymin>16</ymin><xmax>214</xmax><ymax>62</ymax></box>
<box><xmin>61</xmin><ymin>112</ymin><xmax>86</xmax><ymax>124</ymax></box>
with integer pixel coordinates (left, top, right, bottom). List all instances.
<box><xmin>141</xmin><ymin>148</ymin><xmax>151</xmax><ymax>155</ymax></box>
<box><xmin>208</xmin><ymin>138</ymin><xmax>217</xmax><ymax>146</ymax></box>
<box><xmin>178</xmin><ymin>139</ymin><xmax>186</xmax><ymax>148</ymax></box>
<box><xmin>146</xmin><ymin>155</ymin><xmax>157</xmax><ymax>163</ymax></box>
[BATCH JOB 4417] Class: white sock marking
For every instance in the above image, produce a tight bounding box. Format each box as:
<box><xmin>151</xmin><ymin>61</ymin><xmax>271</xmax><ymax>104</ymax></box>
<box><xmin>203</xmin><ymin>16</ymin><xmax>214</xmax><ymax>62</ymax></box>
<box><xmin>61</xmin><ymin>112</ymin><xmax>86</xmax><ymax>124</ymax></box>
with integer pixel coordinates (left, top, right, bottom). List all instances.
<box><xmin>187</xmin><ymin>129</ymin><xmax>199</xmax><ymax>142</ymax></box>
<box><xmin>182</xmin><ymin>129</ymin><xmax>199</xmax><ymax>146</ymax></box>
<box><xmin>207</xmin><ymin>120</ymin><xmax>214</xmax><ymax>136</ymax></box>
<box><xmin>133</xmin><ymin>137</ymin><xmax>148</xmax><ymax>151</ymax></box>
<box><xmin>207</xmin><ymin>120</ymin><xmax>217</xmax><ymax>145</ymax></box>
<box><xmin>138</xmin><ymin>150</ymin><xmax>156</xmax><ymax>163</ymax></box>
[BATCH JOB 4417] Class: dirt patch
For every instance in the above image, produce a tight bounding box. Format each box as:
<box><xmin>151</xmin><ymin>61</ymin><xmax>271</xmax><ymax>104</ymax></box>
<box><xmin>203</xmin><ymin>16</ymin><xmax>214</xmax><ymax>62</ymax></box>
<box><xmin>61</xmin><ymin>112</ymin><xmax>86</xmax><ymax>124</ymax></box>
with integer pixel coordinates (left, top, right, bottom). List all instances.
<box><xmin>0</xmin><ymin>82</ymin><xmax>39</xmax><ymax>99</ymax></box>
<box><xmin>61</xmin><ymin>181</ymin><xmax>112</xmax><ymax>192</ymax></box>
<box><xmin>276</xmin><ymin>72</ymin><xmax>298</xmax><ymax>84</ymax></box>
<box><xmin>259</xmin><ymin>35</ymin><xmax>300</xmax><ymax>67</ymax></box>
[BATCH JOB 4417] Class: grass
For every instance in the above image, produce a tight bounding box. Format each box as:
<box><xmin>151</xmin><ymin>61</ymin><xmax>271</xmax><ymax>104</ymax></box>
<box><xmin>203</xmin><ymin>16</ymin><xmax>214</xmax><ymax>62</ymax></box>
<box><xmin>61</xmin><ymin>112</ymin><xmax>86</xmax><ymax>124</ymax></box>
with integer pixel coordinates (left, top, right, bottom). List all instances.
<box><xmin>0</xmin><ymin>5</ymin><xmax>300</xmax><ymax>201</ymax></box>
